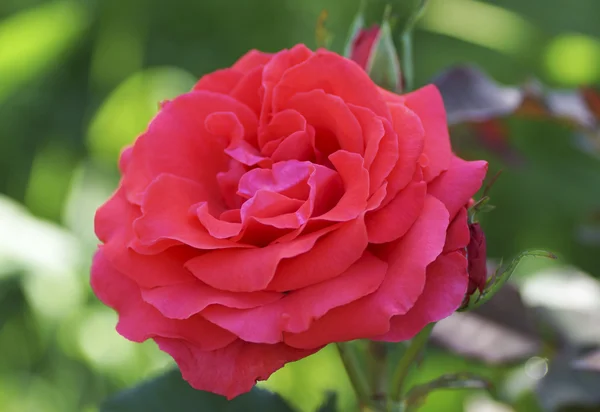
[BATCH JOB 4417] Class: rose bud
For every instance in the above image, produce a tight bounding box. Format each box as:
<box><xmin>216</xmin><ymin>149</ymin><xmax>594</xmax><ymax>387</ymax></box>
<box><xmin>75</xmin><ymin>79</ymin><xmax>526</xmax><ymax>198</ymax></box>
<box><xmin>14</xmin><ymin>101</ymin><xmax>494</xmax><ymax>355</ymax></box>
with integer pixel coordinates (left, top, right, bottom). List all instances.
<box><xmin>467</xmin><ymin>222</ymin><xmax>488</xmax><ymax>294</ymax></box>
<box><xmin>91</xmin><ymin>44</ymin><xmax>487</xmax><ymax>399</ymax></box>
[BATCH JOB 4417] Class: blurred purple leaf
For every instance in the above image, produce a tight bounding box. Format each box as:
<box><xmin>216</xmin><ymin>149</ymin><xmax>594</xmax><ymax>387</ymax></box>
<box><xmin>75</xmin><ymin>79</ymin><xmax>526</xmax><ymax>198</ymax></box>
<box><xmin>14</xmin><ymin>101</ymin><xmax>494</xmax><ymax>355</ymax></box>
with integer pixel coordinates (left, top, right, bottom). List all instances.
<box><xmin>434</xmin><ymin>65</ymin><xmax>599</xmax><ymax>130</ymax></box>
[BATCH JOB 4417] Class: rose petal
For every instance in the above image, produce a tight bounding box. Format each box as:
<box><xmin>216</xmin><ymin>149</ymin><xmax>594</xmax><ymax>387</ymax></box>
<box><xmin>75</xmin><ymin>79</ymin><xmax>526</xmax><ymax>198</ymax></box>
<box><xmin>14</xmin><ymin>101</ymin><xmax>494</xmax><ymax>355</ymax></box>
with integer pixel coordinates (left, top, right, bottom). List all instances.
<box><xmin>403</xmin><ymin>85</ymin><xmax>453</xmax><ymax>182</ymax></box>
<box><xmin>202</xmin><ymin>252</ymin><xmax>387</xmax><ymax>343</ymax></box>
<box><xmin>260</xmin><ymin>45</ymin><xmax>314</xmax><ymax>127</ymax></box>
<box><xmin>259</xmin><ymin>109</ymin><xmax>307</xmax><ymax>150</ymax></box>
<box><xmin>237</xmin><ymin>160</ymin><xmax>311</xmax><ymax>200</ymax></box>
<box><xmin>91</xmin><ymin>248</ymin><xmax>236</xmax><ymax>349</ymax></box>
<box><xmin>185</xmin><ymin>224</ymin><xmax>339</xmax><ymax>292</ymax></box>
<box><xmin>154</xmin><ymin>338</ymin><xmax>318</xmax><ymax>399</ymax></box>
<box><xmin>311</xmin><ymin>151</ymin><xmax>369</xmax><ymax>222</ymax></box>
<box><xmin>141</xmin><ymin>281</ymin><xmax>282</xmax><ymax>319</ymax></box>
<box><xmin>428</xmin><ymin>156</ymin><xmax>488</xmax><ymax>219</ymax></box>
<box><xmin>272</xmin><ymin>50</ymin><xmax>391</xmax><ymax>120</ymax></box>
<box><xmin>376</xmin><ymin>251</ymin><xmax>468</xmax><ymax>341</ymax></box>
<box><xmin>351</xmin><ymin>105</ymin><xmax>399</xmax><ymax>192</ymax></box>
<box><xmin>284</xmin><ymin>195</ymin><xmax>449</xmax><ymax>348</ymax></box>
<box><xmin>95</xmin><ymin>186</ymin><xmax>195</xmax><ymax>288</ymax></box>
<box><xmin>382</xmin><ymin>102</ymin><xmax>425</xmax><ymax>205</ymax></box>
<box><xmin>123</xmin><ymin>91</ymin><xmax>258</xmax><ymax>205</ymax></box>
<box><xmin>230</xmin><ymin>65</ymin><xmax>265</xmax><ymax>117</ymax></box>
<box><xmin>270</xmin><ymin>129</ymin><xmax>315</xmax><ymax>162</ymax></box>
<box><xmin>193</xmin><ymin>69</ymin><xmax>244</xmax><ymax>94</ymax></box>
<box><xmin>133</xmin><ymin>174</ymin><xmax>241</xmax><ymax>252</ymax></box>
<box><xmin>284</xmin><ymin>90</ymin><xmax>364</xmax><ymax>155</ymax></box>
<box><xmin>195</xmin><ymin>202</ymin><xmax>243</xmax><ymax>239</ymax></box>
<box><xmin>366</xmin><ymin>179</ymin><xmax>427</xmax><ymax>244</ymax></box>
<box><xmin>267</xmin><ymin>216</ymin><xmax>369</xmax><ymax>292</ymax></box>
<box><xmin>233</xmin><ymin>49</ymin><xmax>273</xmax><ymax>72</ymax></box>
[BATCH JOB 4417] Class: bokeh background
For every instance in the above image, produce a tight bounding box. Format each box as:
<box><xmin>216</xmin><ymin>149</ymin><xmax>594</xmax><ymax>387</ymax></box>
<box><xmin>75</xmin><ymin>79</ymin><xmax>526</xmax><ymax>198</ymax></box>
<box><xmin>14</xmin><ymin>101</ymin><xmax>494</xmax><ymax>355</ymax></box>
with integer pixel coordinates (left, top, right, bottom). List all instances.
<box><xmin>1</xmin><ymin>0</ymin><xmax>600</xmax><ymax>411</ymax></box>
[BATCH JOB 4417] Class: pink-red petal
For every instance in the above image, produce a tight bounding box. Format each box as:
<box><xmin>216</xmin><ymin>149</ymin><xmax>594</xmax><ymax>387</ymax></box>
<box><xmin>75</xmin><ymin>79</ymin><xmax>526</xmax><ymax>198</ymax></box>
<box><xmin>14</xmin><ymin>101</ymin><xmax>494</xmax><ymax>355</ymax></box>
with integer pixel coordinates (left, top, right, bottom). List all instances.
<box><xmin>428</xmin><ymin>156</ymin><xmax>488</xmax><ymax>220</ymax></box>
<box><xmin>141</xmin><ymin>281</ymin><xmax>282</xmax><ymax>320</ymax></box>
<box><xmin>284</xmin><ymin>195</ymin><xmax>449</xmax><ymax>348</ymax></box>
<box><xmin>403</xmin><ymin>85</ymin><xmax>453</xmax><ymax>182</ymax></box>
<box><xmin>366</xmin><ymin>179</ymin><xmax>427</xmax><ymax>244</ymax></box>
<box><xmin>154</xmin><ymin>338</ymin><xmax>318</xmax><ymax>400</ymax></box>
<box><xmin>91</xmin><ymin>248</ymin><xmax>236</xmax><ymax>349</ymax></box>
<box><xmin>202</xmin><ymin>252</ymin><xmax>387</xmax><ymax>343</ymax></box>
<box><xmin>376</xmin><ymin>251</ymin><xmax>468</xmax><ymax>342</ymax></box>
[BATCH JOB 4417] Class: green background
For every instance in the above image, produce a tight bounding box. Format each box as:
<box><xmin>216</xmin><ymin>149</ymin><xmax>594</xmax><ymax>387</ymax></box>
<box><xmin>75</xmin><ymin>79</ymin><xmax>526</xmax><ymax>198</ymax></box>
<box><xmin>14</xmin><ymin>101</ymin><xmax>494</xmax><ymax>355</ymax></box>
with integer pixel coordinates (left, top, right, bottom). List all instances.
<box><xmin>1</xmin><ymin>0</ymin><xmax>599</xmax><ymax>411</ymax></box>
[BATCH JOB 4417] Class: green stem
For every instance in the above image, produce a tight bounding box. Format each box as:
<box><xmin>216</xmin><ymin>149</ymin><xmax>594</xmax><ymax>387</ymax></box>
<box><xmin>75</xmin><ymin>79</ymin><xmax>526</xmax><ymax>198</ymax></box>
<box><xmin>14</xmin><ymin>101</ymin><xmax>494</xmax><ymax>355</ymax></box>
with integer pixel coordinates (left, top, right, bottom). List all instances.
<box><xmin>389</xmin><ymin>323</ymin><xmax>434</xmax><ymax>402</ymax></box>
<box><xmin>336</xmin><ymin>342</ymin><xmax>372</xmax><ymax>410</ymax></box>
<box><xmin>367</xmin><ymin>341</ymin><xmax>388</xmax><ymax>409</ymax></box>
<box><xmin>400</xmin><ymin>30</ymin><xmax>414</xmax><ymax>92</ymax></box>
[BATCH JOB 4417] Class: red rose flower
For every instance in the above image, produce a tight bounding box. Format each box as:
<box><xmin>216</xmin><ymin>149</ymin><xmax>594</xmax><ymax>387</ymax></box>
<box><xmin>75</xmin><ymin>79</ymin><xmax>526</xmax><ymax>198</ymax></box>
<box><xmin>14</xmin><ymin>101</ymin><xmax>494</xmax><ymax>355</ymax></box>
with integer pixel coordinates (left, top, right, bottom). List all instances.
<box><xmin>91</xmin><ymin>44</ymin><xmax>487</xmax><ymax>399</ymax></box>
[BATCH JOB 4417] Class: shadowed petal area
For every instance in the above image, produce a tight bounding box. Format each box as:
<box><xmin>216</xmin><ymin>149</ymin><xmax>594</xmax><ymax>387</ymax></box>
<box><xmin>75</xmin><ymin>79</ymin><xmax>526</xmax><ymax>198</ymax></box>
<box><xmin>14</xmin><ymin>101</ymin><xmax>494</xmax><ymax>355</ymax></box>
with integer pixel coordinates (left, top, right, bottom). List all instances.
<box><xmin>428</xmin><ymin>156</ymin><xmax>488</xmax><ymax>219</ymax></box>
<box><xmin>272</xmin><ymin>50</ymin><xmax>391</xmax><ymax>120</ymax></box>
<box><xmin>403</xmin><ymin>85</ymin><xmax>453</xmax><ymax>182</ymax></box>
<box><xmin>267</xmin><ymin>217</ymin><xmax>368</xmax><ymax>292</ymax></box>
<box><xmin>185</xmin><ymin>224</ymin><xmax>339</xmax><ymax>292</ymax></box>
<box><xmin>91</xmin><ymin>249</ymin><xmax>236</xmax><ymax>350</ymax></box>
<box><xmin>366</xmin><ymin>179</ymin><xmax>426</xmax><ymax>244</ymax></box>
<box><xmin>133</xmin><ymin>174</ymin><xmax>242</xmax><ymax>252</ymax></box>
<box><xmin>95</xmin><ymin>186</ymin><xmax>195</xmax><ymax>288</ymax></box>
<box><xmin>376</xmin><ymin>251</ymin><xmax>468</xmax><ymax>342</ymax></box>
<box><xmin>123</xmin><ymin>91</ymin><xmax>258</xmax><ymax>205</ymax></box>
<box><xmin>202</xmin><ymin>252</ymin><xmax>387</xmax><ymax>343</ymax></box>
<box><xmin>141</xmin><ymin>282</ymin><xmax>282</xmax><ymax>320</ymax></box>
<box><xmin>154</xmin><ymin>338</ymin><xmax>319</xmax><ymax>400</ymax></box>
<box><xmin>443</xmin><ymin>206</ymin><xmax>470</xmax><ymax>253</ymax></box>
<box><xmin>284</xmin><ymin>196</ymin><xmax>449</xmax><ymax>348</ymax></box>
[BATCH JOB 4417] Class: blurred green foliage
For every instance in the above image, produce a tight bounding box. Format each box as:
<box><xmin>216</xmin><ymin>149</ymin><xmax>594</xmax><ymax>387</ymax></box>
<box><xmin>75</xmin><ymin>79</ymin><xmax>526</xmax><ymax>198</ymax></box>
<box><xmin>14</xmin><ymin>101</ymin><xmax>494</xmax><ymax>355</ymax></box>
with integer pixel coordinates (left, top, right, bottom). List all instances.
<box><xmin>1</xmin><ymin>0</ymin><xmax>599</xmax><ymax>411</ymax></box>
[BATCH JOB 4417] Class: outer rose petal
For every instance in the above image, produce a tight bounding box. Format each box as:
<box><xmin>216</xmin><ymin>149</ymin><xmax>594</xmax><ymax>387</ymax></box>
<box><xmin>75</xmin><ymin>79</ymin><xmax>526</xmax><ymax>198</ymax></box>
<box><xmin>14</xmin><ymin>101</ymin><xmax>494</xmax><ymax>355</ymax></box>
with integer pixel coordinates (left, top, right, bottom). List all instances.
<box><xmin>123</xmin><ymin>91</ymin><xmax>258</xmax><ymax>205</ymax></box>
<box><xmin>95</xmin><ymin>186</ymin><xmax>195</xmax><ymax>288</ymax></box>
<box><xmin>403</xmin><ymin>85</ymin><xmax>453</xmax><ymax>182</ymax></box>
<box><xmin>232</xmin><ymin>49</ymin><xmax>273</xmax><ymax>72</ymax></box>
<box><xmin>377</xmin><ymin>251</ymin><xmax>468</xmax><ymax>341</ymax></box>
<box><xmin>366</xmin><ymin>179</ymin><xmax>426</xmax><ymax>244</ymax></box>
<box><xmin>91</xmin><ymin>248</ymin><xmax>236</xmax><ymax>350</ymax></box>
<box><xmin>193</xmin><ymin>69</ymin><xmax>244</xmax><ymax>94</ymax></box>
<box><xmin>428</xmin><ymin>156</ymin><xmax>488</xmax><ymax>219</ymax></box>
<box><xmin>272</xmin><ymin>50</ymin><xmax>391</xmax><ymax>120</ymax></box>
<box><xmin>284</xmin><ymin>196</ymin><xmax>449</xmax><ymax>348</ymax></box>
<box><xmin>382</xmin><ymin>103</ymin><xmax>425</xmax><ymax>204</ymax></box>
<box><xmin>202</xmin><ymin>252</ymin><xmax>387</xmax><ymax>343</ymax></box>
<box><xmin>185</xmin><ymin>224</ymin><xmax>339</xmax><ymax>292</ymax></box>
<box><xmin>267</xmin><ymin>217</ymin><xmax>368</xmax><ymax>291</ymax></box>
<box><xmin>154</xmin><ymin>338</ymin><xmax>319</xmax><ymax>400</ymax></box>
<box><xmin>141</xmin><ymin>281</ymin><xmax>282</xmax><ymax>320</ymax></box>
